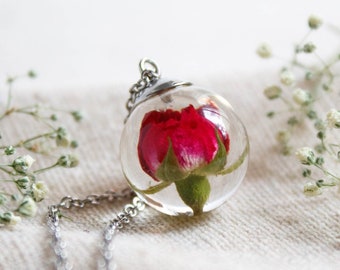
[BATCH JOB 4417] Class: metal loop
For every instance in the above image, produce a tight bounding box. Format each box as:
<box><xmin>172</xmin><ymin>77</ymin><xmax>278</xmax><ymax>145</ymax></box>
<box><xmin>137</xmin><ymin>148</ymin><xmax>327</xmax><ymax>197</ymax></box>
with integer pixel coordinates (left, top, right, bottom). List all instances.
<box><xmin>139</xmin><ymin>58</ymin><xmax>160</xmax><ymax>78</ymax></box>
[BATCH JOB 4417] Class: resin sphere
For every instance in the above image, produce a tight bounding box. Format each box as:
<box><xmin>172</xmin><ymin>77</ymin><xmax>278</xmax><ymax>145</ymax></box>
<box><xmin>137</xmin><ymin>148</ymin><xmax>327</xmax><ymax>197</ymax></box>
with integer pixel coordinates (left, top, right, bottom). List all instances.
<box><xmin>120</xmin><ymin>83</ymin><xmax>249</xmax><ymax>216</ymax></box>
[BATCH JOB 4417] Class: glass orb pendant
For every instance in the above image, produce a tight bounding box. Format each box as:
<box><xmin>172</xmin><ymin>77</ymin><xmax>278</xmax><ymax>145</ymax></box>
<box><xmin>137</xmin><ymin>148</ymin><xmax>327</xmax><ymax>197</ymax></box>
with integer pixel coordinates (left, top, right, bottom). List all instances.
<box><xmin>120</xmin><ymin>59</ymin><xmax>249</xmax><ymax>216</ymax></box>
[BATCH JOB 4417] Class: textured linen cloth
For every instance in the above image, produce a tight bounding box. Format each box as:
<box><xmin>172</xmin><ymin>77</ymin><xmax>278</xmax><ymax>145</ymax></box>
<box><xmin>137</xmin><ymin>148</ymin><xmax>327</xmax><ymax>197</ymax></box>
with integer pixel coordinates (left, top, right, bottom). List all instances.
<box><xmin>0</xmin><ymin>73</ymin><xmax>339</xmax><ymax>270</ymax></box>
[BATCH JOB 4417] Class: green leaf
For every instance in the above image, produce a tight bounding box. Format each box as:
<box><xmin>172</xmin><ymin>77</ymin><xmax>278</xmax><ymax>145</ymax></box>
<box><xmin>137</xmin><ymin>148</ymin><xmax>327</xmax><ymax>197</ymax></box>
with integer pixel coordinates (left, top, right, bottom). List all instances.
<box><xmin>194</xmin><ymin>130</ymin><xmax>227</xmax><ymax>176</ymax></box>
<box><xmin>175</xmin><ymin>174</ymin><xmax>211</xmax><ymax>215</ymax></box>
<box><xmin>156</xmin><ymin>139</ymin><xmax>190</xmax><ymax>182</ymax></box>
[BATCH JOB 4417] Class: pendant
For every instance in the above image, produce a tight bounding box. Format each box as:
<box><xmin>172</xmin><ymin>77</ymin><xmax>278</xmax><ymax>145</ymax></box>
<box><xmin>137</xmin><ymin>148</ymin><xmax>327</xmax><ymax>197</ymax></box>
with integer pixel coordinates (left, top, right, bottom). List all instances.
<box><xmin>120</xmin><ymin>58</ymin><xmax>249</xmax><ymax>216</ymax></box>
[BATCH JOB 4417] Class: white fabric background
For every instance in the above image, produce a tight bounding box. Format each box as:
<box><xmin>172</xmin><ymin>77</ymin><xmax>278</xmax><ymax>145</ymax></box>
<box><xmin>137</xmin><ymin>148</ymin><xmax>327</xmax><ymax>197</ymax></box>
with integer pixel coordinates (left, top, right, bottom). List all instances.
<box><xmin>1</xmin><ymin>1</ymin><xmax>340</xmax><ymax>269</ymax></box>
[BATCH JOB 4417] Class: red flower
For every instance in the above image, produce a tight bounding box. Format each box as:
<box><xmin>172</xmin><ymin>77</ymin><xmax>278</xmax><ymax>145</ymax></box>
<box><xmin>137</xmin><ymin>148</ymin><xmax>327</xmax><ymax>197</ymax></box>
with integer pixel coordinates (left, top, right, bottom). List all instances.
<box><xmin>138</xmin><ymin>105</ymin><xmax>229</xmax><ymax>181</ymax></box>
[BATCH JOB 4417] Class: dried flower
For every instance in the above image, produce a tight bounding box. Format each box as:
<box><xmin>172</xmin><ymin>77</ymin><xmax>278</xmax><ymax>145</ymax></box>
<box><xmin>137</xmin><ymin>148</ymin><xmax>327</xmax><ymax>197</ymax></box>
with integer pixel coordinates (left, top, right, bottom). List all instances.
<box><xmin>12</xmin><ymin>155</ymin><xmax>35</xmax><ymax>173</ymax></box>
<box><xmin>296</xmin><ymin>147</ymin><xmax>315</xmax><ymax>165</ymax></box>
<box><xmin>276</xmin><ymin>130</ymin><xmax>291</xmax><ymax>144</ymax></box>
<box><xmin>292</xmin><ymin>88</ymin><xmax>312</xmax><ymax>106</ymax></box>
<box><xmin>264</xmin><ymin>86</ymin><xmax>282</xmax><ymax>100</ymax></box>
<box><xmin>4</xmin><ymin>146</ymin><xmax>15</xmax><ymax>155</ymax></box>
<box><xmin>303</xmin><ymin>182</ymin><xmax>322</xmax><ymax>196</ymax></box>
<box><xmin>32</xmin><ymin>181</ymin><xmax>48</xmax><ymax>202</ymax></box>
<box><xmin>57</xmin><ymin>154</ymin><xmax>79</xmax><ymax>168</ymax></box>
<box><xmin>15</xmin><ymin>176</ymin><xmax>31</xmax><ymax>189</ymax></box>
<box><xmin>303</xmin><ymin>43</ymin><xmax>316</xmax><ymax>53</ymax></box>
<box><xmin>18</xmin><ymin>197</ymin><xmax>38</xmax><ymax>216</ymax></box>
<box><xmin>0</xmin><ymin>212</ymin><xmax>21</xmax><ymax>225</ymax></box>
<box><xmin>280</xmin><ymin>70</ymin><xmax>295</xmax><ymax>86</ymax></box>
<box><xmin>326</xmin><ymin>109</ymin><xmax>340</xmax><ymax>128</ymax></box>
<box><xmin>308</xmin><ymin>15</ymin><xmax>322</xmax><ymax>29</ymax></box>
<box><xmin>256</xmin><ymin>43</ymin><xmax>272</xmax><ymax>58</ymax></box>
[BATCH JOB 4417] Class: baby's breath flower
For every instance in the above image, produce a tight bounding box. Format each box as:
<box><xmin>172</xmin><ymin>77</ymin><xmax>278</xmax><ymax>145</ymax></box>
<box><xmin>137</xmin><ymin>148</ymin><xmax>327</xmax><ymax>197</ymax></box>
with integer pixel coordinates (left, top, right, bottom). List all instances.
<box><xmin>12</xmin><ymin>155</ymin><xmax>35</xmax><ymax>173</ymax></box>
<box><xmin>18</xmin><ymin>197</ymin><xmax>38</xmax><ymax>216</ymax></box>
<box><xmin>56</xmin><ymin>130</ymin><xmax>71</xmax><ymax>147</ymax></box>
<box><xmin>264</xmin><ymin>86</ymin><xmax>282</xmax><ymax>99</ymax></box>
<box><xmin>71</xmin><ymin>111</ymin><xmax>83</xmax><ymax>122</ymax></box>
<box><xmin>256</xmin><ymin>43</ymin><xmax>272</xmax><ymax>58</ymax></box>
<box><xmin>280</xmin><ymin>70</ymin><xmax>295</xmax><ymax>86</ymax></box>
<box><xmin>308</xmin><ymin>15</ymin><xmax>322</xmax><ymax>29</ymax></box>
<box><xmin>276</xmin><ymin>130</ymin><xmax>291</xmax><ymax>144</ymax></box>
<box><xmin>57</xmin><ymin>154</ymin><xmax>79</xmax><ymax>168</ymax></box>
<box><xmin>4</xmin><ymin>146</ymin><xmax>15</xmax><ymax>155</ymax></box>
<box><xmin>27</xmin><ymin>70</ymin><xmax>37</xmax><ymax>78</ymax></box>
<box><xmin>296</xmin><ymin>147</ymin><xmax>315</xmax><ymax>165</ymax></box>
<box><xmin>292</xmin><ymin>88</ymin><xmax>312</xmax><ymax>106</ymax></box>
<box><xmin>314</xmin><ymin>119</ymin><xmax>326</xmax><ymax>131</ymax></box>
<box><xmin>303</xmin><ymin>182</ymin><xmax>322</xmax><ymax>196</ymax></box>
<box><xmin>32</xmin><ymin>181</ymin><xmax>48</xmax><ymax>202</ymax></box>
<box><xmin>0</xmin><ymin>212</ymin><xmax>21</xmax><ymax>225</ymax></box>
<box><xmin>326</xmin><ymin>109</ymin><xmax>340</xmax><ymax>128</ymax></box>
<box><xmin>303</xmin><ymin>43</ymin><xmax>316</xmax><ymax>53</ymax></box>
<box><xmin>15</xmin><ymin>176</ymin><xmax>31</xmax><ymax>189</ymax></box>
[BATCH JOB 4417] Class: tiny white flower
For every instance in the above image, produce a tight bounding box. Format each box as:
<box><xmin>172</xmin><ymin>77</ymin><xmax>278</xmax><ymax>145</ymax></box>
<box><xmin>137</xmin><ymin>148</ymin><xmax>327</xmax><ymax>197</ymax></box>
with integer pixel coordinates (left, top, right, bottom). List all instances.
<box><xmin>264</xmin><ymin>86</ymin><xmax>282</xmax><ymax>100</ymax></box>
<box><xmin>295</xmin><ymin>147</ymin><xmax>315</xmax><ymax>165</ymax></box>
<box><xmin>292</xmin><ymin>88</ymin><xmax>312</xmax><ymax>106</ymax></box>
<box><xmin>32</xmin><ymin>181</ymin><xmax>48</xmax><ymax>202</ymax></box>
<box><xmin>0</xmin><ymin>212</ymin><xmax>21</xmax><ymax>226</ymax></box>
<box><xmin>308</xmin><ymin>15</ymin><xmax>322</xmax><ymax>29</ymax></box>
<box><xmin>18</xmin><ymin>197</ymin><xmax>38</xmax><ymax>216</ymax></box>
<box><xmin>280</xmin><ymin>70</ymin><xmax>295</xmax><ymax>86</ymax></box>
<box><xmin>15</xmin><ymin>176</ymin><xmax>31</xmax><ymax>189</ymax></box>
<box><xmin>326</xmin><ymin>109</ymin><xmax>340</xmax><ymax>128</ymax></box>
<box><xmin>304</xmin><ymin>182</ymin><xmax>322</xmax><ymax>196</ymax></box>
<box><xmin>276</xmin><ymin>130</ymin><xmax>290</xmax><ymax>144</ymax></box>
<box><xmin>57</xmin><ymin>154</ymin><xmax>79</xmax><ymax>168</ymax></box>
<box><xmin>12</xmin><ymin>155</ymin><xmax>35</xmax><ymax>173</ymax></box>
<box><xmin>256</xmin><ymin>43</ymin><xmax>272</xmax><ymax>58</ymax></box>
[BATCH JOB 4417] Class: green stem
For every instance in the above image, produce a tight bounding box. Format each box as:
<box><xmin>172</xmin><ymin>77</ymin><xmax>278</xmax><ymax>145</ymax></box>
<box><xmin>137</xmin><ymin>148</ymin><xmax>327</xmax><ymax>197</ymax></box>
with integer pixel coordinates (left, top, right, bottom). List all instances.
<box><xmin>313</xmin><ymin>162</ymin><xmax>340</xmax><ymax>182</ymax></box>
<box><xmin>0</xmin><ymin>82</ymin><xmax>14</xmax><ymax>120</ymax></box>
<box><xmin>33</xmin><ymin>162</ymin><xmax>59</xmax><ymax>174</ymax></box>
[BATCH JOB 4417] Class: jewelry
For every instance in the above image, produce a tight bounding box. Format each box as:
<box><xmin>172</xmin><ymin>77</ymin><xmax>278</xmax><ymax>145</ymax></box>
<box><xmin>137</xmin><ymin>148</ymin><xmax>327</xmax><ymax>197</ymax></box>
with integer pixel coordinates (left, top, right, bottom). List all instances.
<box><xmin>47</xmin><ymin>58</ymin><xmax>249</xmax><ymax>269</ymax></box>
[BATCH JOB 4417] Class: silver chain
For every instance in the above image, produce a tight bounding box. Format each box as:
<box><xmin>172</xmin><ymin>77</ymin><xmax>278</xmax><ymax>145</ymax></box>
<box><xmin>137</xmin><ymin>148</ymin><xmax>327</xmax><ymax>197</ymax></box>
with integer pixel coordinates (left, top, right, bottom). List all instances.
<box><xmin>47</xmin><ymin>188</ymin><xmax>145</xmax><ymax>270</ymax></box>
<box><xmin>125</xmin><ymin>58</ymin><xmax>160</xmax><ymax>122</ymax></box>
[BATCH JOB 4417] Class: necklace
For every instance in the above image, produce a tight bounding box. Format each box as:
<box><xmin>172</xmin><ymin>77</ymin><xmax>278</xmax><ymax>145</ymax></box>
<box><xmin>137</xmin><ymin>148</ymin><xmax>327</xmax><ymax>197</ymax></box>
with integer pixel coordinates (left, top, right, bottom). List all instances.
<box><xmin>47</xmin><ymin>58</ymin><xmax>249</xmax><ymax>269</ymax></box>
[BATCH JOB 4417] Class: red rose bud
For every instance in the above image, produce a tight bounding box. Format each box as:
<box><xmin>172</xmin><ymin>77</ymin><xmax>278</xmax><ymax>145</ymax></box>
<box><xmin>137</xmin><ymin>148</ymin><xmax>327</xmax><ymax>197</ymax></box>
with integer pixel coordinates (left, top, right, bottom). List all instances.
<box><xmin>138</xmin><ymin>105</ymin><xmax>229</xmax><ymax>181</ymax></box>
<box><xmin>137</xmin><ymin>104</ymin><xmax>230</xmax><ymax>215</ymax></box>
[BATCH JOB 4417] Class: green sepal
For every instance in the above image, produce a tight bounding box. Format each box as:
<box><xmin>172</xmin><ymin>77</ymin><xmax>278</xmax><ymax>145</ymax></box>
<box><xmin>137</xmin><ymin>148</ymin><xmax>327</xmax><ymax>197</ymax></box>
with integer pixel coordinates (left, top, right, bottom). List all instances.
<box><xmin>218</xmin><ymin>140</ymin><xmax>249</xmax><ymax>175</ymax></box>
<box><xmin>194</xmin><ymin>130</ymin><xmax>227</xmax><ymax>176</ymax></box>
<box><xmin>156</xmin><ymin>139</ymin><xmax>190</xmax><ymax>182</ymax></box>
<box><xmin>175</xmin><ymin>174</ymin><xmax>211</xmax><ymax>215</ymax></box>
<box><xmin>129</xmin><ymin>181</ymin><xmax>172</xmax><ymax>195</ymax></box>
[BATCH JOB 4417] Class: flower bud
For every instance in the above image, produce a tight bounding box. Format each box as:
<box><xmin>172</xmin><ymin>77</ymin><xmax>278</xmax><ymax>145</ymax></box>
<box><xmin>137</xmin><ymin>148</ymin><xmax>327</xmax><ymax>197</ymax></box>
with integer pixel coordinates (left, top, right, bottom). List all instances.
<box><xmin>0</xmin><ymin>212</ymin><xmax>21</xmax><ymax>225</ymax></box>
<box><xmin>280</xmin><ymin>70</ymin><xmax>295</xmax><ymax>86</ymax></box>
<box><xmin>303</xmin><ymin>43</ymin><xmax>316</xmax><ymax>53</ymax></box>
<box><xmin>15</xmin><ymin>176</ymin><xmax>31</xmax><ymax>189</ymax></box>
<box><xmin>18</xmin><ymin>197</ymin><xmax>38</xmax><ymax>216</ymax></box>
<box><xmin>326</xmin><ymin>109</ymin><xmax>340</xmax><ymax>128</ymax></box>
<box><xmin>12</xmin><ymin>155</ymin><xmax>35</xmax><ymax>173</ymax></box>
<box><xmin>303</xmin><ymin>182</ymin><xmax>322</xmax><ymax>196</ymax></box>
<box><xmin>308</xmin><ymin>15</ymin><xmax>322</xmax><ymax>29</ymax></box>
<box><xmin>4</xmin><ymin>146</ymin><xmax>15</xmax><ymax>155</ymax></box>
<box><xmin>256</xmin><ymin>43</ymin><xmax>272</xmax><ymax>58</ymax></box>
<box><xmin>295</xmin><ymin>147</ymin><xmax>315</xmax><ymax>165</ymax></box>
<box><xmin>292</xmin><ymin>88</ymin><xmax>312</xmax><ymax>106</ymax></box>
<box><xmin>71</xmin><ymin>111</ymin><xmax>83</xmax><ymax>122</ymax></box>
<box><xmin>275</xmin><ymin>130</ymin><xmax>290</xmax><ymax>144</ymax></box>
<box><xmin>56</xmin><ymin>127</ymin><xmax>71</xmax><ymax>147</ymax></box>
<box><xmin>57</xmin><ymin>154</ymin><xmax>79</xmax><ymax>168</ymax></box>
<box><xmin>32</xmin><ymin>181</ymin><xmax>48</xmax><ymax>202</ymax></box>
<box><xmin>264</xmin><ymin>86</ymin><xmax>282</xmax><ymax>100</ymax></box>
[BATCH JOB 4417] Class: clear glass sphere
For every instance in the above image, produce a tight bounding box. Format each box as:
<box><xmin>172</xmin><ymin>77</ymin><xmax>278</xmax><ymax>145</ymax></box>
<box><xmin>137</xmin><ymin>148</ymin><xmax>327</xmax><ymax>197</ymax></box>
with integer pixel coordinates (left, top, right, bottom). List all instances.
<box><xmin>120</xmin><ymin>84</ymin><xmax>249</xmax><ymax>216</ymax></box>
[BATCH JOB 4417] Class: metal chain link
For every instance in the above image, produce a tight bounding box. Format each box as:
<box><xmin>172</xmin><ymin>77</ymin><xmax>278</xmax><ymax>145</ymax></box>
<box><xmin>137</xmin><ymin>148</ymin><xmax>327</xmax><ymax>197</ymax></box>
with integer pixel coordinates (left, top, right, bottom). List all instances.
<box><xmin>125</xmin><ymin>58</ymin><xmax>160</xmax><ymax>122</ymax></box>
<box><xmin>47</xmin><ymin>188</ymin><xmax>145</xmax><ymax>270</ymax></box>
